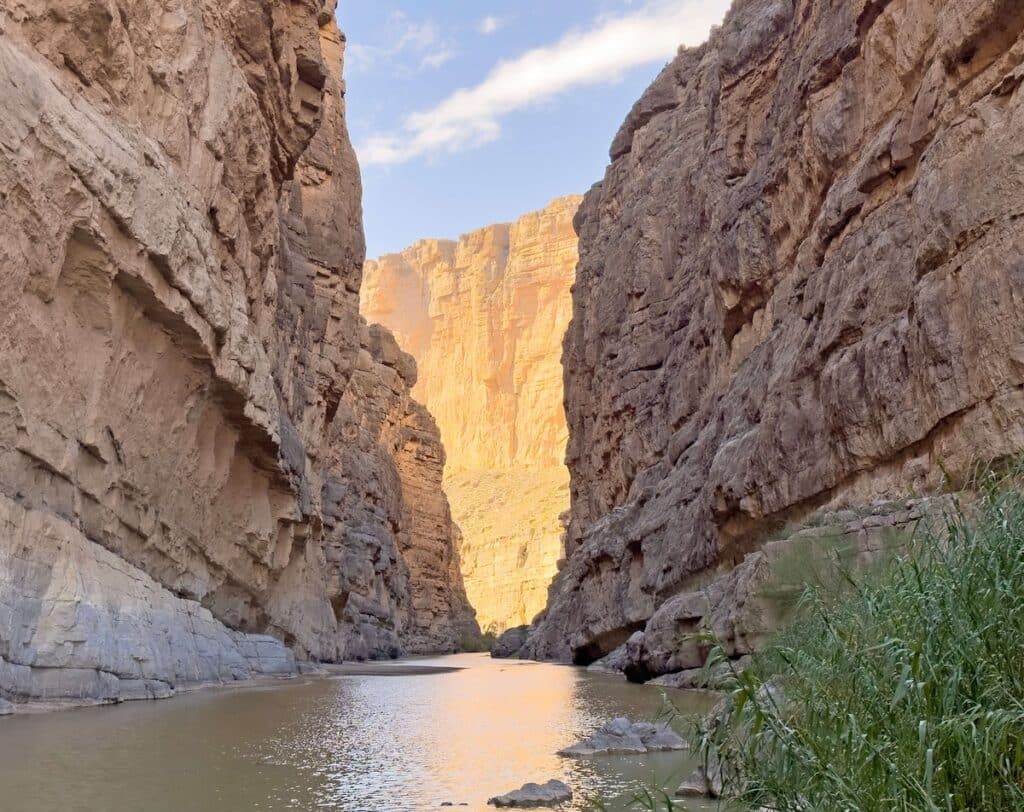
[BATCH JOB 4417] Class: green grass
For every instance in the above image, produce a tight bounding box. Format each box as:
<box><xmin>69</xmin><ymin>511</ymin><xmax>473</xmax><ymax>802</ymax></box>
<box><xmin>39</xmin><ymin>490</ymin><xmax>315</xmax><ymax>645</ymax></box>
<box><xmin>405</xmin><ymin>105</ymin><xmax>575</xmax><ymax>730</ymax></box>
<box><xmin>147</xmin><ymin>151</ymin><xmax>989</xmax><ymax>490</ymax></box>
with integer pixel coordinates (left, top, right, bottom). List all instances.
<box><xmin>695</xmin><ymin>475</ymin><xmax>1024</xmax><ymax>811</ymax></box>
<box><xmin>457</xmin><ymin>631</ymin><xmax>497</xmax><ymax>653</ymax></box>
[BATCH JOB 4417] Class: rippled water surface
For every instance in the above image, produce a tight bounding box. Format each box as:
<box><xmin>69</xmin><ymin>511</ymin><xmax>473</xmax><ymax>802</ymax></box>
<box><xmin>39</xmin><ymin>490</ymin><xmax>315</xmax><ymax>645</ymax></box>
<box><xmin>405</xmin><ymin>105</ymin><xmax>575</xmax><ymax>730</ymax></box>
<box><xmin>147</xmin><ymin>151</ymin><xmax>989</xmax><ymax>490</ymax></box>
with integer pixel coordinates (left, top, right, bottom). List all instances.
<box><xmin>0</xmin><ymin>654</ymin><xmax>722</xmax><ymax>811</ymax></box>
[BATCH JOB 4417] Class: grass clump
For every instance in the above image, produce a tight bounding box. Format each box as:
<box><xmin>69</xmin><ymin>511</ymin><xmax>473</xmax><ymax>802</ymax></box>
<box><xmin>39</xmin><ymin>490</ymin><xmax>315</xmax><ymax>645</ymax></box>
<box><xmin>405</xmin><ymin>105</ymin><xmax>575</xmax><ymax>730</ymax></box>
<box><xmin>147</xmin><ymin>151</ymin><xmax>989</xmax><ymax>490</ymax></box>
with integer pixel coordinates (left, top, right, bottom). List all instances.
<box><xmin>457</xmin><ymin>631</ymin><xmax>497</xmax><ymax>653</ymax></box>
<box><xmin>698</xmin><ymin>476</ymin><xmax>1024</xmax><ymax>811</ymax></box>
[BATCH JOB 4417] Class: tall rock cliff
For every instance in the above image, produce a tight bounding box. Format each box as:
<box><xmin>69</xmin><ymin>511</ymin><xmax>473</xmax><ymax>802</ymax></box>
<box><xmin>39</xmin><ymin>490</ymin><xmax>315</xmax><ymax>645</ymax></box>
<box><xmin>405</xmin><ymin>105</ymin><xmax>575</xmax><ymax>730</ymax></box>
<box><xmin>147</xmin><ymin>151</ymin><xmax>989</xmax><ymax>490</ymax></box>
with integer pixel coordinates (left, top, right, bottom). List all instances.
<box><xmin>362</xmin><ymin>196</ymin><xmax>581</xmax><ymax>632</ymax></box>
<box><xmin>525</xmin><ymin>0</ymin><xmax>1024</xmax><ymax>665</ymax></box>
<box><xmin>0</xmin><ymin>0</ymin><xmax>475</xmax><ymax>706</ymax></box>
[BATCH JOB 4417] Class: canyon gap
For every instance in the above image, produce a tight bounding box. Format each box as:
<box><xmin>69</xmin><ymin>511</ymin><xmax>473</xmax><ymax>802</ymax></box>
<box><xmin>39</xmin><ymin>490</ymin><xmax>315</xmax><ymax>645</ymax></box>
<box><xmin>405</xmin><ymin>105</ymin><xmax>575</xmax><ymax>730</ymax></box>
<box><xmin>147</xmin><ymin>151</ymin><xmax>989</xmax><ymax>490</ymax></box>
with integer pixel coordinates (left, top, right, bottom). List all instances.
<box><xmin>362</xmin><ymin>196</ymin><xmax>581</xmax><ymax>633</ymax></box>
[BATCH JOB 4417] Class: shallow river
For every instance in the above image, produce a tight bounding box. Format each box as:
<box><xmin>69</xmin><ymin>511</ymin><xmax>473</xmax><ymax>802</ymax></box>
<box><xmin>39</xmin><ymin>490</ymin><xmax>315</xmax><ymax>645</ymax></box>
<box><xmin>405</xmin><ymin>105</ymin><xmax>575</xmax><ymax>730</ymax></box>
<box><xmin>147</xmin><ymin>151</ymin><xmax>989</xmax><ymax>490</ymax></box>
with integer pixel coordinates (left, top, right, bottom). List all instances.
<box><xmin>0</xmin><ymin>654</ymin><xmax>721</xmax><ymax>812</ymax></box>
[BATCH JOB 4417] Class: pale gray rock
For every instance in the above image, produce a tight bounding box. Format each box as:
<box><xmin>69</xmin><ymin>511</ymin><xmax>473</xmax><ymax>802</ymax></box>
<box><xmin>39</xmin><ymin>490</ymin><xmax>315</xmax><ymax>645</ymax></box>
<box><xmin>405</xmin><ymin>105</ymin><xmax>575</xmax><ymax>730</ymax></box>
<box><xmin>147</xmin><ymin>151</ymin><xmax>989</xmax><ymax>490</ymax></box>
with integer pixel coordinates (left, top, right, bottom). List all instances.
<box><xmin>558</xmin><ymin>717</ymin><xmax>686</xmax><ymax>757</ymax></box>
<box><xmin>676</xmin><ymin>763</ymin><xmax>723</xmax><ymax>799</ymax></box>
<box><xmin>0</xmin><ymin>495</ymin><xmax>299</xmax><ymax>706</ymax></box>
<box><xmin>118</xmin><ymin>680</ymin><xmax>175</xmax><ymax>702</ymax></box>
<box><xmin>648</xmin><ymin>659</ymin><xmax>744</xmax><ymax>691</ymax></box>
<box><xmin>228</xmin><ymin>633</ymin><xmax>298</xmax><ymax>677</ymax></box>
<box><xmin>0</xmin><ymin>698</ymin><xmax>14</xmax><ymax>716</ymax></box>
<box><xmin>488</xmin><ymin>779</ymin><xmax>573</xmax><ymax>808</ymax></box>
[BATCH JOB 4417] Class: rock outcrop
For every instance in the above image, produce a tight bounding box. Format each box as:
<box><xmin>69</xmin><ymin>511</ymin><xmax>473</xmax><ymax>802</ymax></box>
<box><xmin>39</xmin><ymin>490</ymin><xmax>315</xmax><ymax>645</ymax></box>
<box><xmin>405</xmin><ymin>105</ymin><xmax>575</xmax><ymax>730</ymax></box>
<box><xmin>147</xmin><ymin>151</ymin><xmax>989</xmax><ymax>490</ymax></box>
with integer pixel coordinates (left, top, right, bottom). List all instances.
<box><xmin>525</xmin><ymin>0</ymin><xmax>1024</xmax><ymax>669</ymax></box>
<box><xmin>557</xmin><ymin>717</ymin><xmax>687</xmax><ymax>757</ymax></box>
<box><xmin>362</xmin><ymin>197</ymin><xmax>581</xmax><ymax>632</ymax></box>
<box><xmin>0</xmin><ymin>0</ymin><xmax>475</xmax><ymax>706</ymax></box>
<box><xmin>488</xmin><ymin>779</ymin><xmax>573</xmax><ymax>809</ymax></box>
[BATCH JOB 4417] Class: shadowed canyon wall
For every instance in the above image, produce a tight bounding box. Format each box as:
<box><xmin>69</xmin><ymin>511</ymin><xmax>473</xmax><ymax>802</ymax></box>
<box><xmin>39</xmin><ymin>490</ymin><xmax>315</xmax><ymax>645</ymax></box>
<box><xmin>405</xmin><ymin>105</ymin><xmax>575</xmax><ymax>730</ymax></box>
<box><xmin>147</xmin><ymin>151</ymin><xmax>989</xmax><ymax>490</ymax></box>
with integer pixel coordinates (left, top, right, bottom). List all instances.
<box><xmin>523</xmin><ymin>0</ymin><xmax>1024</xmax><ymax>670</ymax></box>
<box><xmin>362</xmin><ymin>196</ymin><xmax>582</xmax><ymax>632</ymax></box>
<box><xmin>0</xmin><ymin>0</ymin><xmax>476</xmax><ymax>706</ymax></box>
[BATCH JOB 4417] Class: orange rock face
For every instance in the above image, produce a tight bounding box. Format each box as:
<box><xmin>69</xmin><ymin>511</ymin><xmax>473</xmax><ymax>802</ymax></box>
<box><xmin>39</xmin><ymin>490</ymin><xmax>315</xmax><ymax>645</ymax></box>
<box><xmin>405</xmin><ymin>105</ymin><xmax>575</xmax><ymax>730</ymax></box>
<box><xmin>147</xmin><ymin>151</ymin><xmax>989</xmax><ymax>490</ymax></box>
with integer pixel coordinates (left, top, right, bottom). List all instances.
<box><xmin>362</xmin><ymin>196</ymin><xmax>582</xmax><ymax>632</ymax></box>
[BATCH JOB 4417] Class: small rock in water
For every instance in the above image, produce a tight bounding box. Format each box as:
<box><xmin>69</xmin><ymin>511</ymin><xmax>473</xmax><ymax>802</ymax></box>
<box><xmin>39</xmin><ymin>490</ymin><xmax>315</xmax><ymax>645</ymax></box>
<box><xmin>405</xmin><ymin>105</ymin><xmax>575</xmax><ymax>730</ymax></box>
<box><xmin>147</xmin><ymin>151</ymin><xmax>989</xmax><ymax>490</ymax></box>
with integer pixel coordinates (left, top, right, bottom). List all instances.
<box><xmin>0</xmin><ymin>698</ymin><xmax>14</xmax><ymax>716</ymax></box>
<box><xmin>676</xmin><ymin>771</ymin><xmax>710</xmax><ymax>798</ymax></box>
<box><xmin>676</xmin><ymin>759</ymin><xmax>723</xmax><ymax>799</ymax></box>
<box><xmin>558</xmin><ymin>717</ymin><xmax>687</xmax><ymax>756</ymax></box>
<box><xmin>487</xmin><ymin>779</ymin><xmax>573</xmax><ymax>808</ymax></box>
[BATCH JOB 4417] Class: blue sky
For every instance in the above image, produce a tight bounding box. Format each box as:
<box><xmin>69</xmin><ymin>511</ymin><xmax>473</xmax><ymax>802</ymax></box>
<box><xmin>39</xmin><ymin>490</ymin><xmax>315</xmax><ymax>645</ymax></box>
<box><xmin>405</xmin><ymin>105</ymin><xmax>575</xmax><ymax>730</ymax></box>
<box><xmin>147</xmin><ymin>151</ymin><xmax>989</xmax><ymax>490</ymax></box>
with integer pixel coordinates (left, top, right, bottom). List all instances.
<box><xmin>338</xmin><ymin>1</ymin><xmax>730</xmax><ymax>258</ymax></box>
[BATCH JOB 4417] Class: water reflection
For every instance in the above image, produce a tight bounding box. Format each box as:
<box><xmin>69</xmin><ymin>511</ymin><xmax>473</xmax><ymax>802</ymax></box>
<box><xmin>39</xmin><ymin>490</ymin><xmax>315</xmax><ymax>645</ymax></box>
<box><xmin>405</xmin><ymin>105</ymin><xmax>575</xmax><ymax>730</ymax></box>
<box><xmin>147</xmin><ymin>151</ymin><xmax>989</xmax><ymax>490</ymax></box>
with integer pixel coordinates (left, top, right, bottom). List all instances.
<box><xmin>0</xmin><ymin>654</ymin><xmax>722</xmax><ymax>811</ymax></box>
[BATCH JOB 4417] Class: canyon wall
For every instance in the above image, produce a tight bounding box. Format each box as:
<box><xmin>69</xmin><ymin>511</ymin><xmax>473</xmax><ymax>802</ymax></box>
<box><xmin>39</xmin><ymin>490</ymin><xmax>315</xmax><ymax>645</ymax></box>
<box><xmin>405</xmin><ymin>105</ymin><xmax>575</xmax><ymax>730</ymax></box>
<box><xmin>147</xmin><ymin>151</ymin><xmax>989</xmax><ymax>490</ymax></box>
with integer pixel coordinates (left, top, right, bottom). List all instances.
<box><xmin>0</xmin><ymin>0</ymin><xmax>475</xmax><ymax>706</ymax></box>
<box><xmin>524</xmin><ymin>0</ymin><xmax>1024</xmax><ymax>669</ymax></box>
<box><xmin>362</xmin><ymin>197</ymin><xmax>581</xmax><ymax>632</ymax></box>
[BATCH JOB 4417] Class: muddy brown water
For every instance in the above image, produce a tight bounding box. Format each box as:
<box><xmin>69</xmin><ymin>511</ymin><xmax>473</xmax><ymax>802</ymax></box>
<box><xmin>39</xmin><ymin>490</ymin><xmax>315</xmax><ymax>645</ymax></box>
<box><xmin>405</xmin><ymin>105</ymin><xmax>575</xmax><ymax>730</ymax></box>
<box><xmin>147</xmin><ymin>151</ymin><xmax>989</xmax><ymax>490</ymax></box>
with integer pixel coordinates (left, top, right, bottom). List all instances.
<box><xmin>0</xmin><ymin>653</ymin><xmax>724</xmax><ymax>811</ymax></box>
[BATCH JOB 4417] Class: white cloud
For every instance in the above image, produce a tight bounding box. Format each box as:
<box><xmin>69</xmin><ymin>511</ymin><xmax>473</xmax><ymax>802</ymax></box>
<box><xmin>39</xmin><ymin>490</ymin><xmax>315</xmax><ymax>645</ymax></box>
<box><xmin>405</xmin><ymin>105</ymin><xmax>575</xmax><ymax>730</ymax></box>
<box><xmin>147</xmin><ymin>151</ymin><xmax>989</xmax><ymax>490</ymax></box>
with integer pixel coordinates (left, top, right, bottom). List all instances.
<box><xmin>347</xmin><ymin>11</ymin><xmax>455</xmax><ymax>77</ymax></box>
<box><xmin>478</xmin><ymin>16</ymin><xmax>505</xmax><ymax>35</ymax></box>
<box><xmin>360</xmin><ymin>0</ymin><xmax>730</xmax><ymax>167</ymax></box>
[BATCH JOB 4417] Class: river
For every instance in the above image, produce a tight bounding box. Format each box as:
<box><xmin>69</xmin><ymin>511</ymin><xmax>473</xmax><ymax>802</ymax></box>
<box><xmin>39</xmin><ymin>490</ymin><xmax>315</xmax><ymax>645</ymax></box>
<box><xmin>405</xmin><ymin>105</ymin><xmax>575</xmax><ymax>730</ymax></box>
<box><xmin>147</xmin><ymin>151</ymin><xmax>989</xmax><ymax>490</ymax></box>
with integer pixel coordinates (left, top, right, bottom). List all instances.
<box><xmin>0</xmin><ymin>654</ymin><xmax>721</xmax><ymax>811</ymax></box>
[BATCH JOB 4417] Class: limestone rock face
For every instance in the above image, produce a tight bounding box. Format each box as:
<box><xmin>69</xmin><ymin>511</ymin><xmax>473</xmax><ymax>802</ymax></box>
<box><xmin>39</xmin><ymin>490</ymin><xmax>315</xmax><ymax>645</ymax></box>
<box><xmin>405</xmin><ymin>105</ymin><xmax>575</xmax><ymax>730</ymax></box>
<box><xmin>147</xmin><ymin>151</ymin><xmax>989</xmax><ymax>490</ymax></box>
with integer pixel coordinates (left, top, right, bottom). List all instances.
<box><xmin>0</xmin><ymin>0</ymin><xmax>475</xmax><ymax>704</ymax></box>
<box><xmin>362</xmin><ymin>197</ymin><xmax>581</xmax><ymax>632</ymax></box>
<box><xmin>526</xmin><ymin>0</ymin><xmax>1024</xmax><ymax>663</ymax></box>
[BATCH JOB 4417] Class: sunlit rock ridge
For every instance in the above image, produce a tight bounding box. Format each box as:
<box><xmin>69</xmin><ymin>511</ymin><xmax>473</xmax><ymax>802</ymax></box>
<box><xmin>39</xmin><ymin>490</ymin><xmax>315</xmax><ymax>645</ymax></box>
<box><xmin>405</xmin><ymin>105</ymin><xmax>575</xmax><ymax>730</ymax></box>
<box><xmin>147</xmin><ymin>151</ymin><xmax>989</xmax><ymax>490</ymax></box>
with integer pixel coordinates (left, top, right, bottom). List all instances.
<box><xmin>362</xmin><ymin>196</ymin><xmax>582</xmax><ymax>633</ymax></box>
<box><xmin>523</xmin><ymin>0</ymin><xmax>1024</xmax><ymax>667</ymax></box>
<box><xmin>0</xmin><ymin>0</ymin><xmax>476</xmax><ymax>706</ymax></box>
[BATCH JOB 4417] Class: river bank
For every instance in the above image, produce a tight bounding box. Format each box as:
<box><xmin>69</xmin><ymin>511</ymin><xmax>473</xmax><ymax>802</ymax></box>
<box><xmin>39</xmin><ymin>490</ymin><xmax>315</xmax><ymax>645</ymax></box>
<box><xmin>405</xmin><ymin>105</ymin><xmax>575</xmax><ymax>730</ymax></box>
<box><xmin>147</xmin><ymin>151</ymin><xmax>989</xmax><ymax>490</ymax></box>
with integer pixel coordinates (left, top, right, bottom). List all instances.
<box><xmin>0</xmin><ymin>655</ymin><xmax>481</xmax><ymax>718</ymax></box>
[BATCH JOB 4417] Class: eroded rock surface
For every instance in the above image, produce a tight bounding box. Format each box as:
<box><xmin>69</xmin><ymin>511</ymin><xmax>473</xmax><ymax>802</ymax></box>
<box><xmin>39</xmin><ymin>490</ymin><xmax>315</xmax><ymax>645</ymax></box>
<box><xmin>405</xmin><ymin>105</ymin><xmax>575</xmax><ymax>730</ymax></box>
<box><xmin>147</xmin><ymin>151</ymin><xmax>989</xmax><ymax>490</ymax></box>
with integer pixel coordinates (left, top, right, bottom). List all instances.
<box><xmin>0</xmin><ymin>0</ymin><xmax>475</xmax><ymax>705</ymax></box>
<box><xmin>488</xmin><ymin>779</ymin><xmax>573</xmax><ymax>808</ymax></box>
<box><xmin>557</xmin><ymin>717</ymin><xmax>687</xmax><ymax>757</ymax></box>
<box><xmin>526</xmin><ymin>0</ymin><xmax>1024</xmax><ymax>666</ymax></box>
<box><xmin>623</xmin><ymin>499</ymin><xmax>944</xmax><ymax>682</ymax></box>
<box><xmin>362</xmin><ymin>197</ymin><xmax>581</xmax><ymax>632</ymax></box>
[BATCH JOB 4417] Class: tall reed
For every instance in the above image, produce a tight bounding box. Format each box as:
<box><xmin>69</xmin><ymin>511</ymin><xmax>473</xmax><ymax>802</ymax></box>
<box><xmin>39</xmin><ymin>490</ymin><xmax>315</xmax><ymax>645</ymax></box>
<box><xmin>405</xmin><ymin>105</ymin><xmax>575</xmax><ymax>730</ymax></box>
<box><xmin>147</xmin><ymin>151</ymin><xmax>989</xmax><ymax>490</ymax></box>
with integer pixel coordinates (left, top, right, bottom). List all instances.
<box><xmin>697</xmin><ymin>474</ymin><xmax>1024</xmax><ymax>811</ymax></box>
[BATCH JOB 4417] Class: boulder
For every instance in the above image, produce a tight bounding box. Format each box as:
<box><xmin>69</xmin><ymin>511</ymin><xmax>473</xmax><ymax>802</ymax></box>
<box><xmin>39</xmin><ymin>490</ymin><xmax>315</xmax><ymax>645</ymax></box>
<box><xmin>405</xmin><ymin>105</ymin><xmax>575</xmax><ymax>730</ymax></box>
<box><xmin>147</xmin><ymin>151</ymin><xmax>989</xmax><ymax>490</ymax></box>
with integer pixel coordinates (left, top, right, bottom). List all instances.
<box><xmin>488</xmin><ymin>779</ymin><xmax>573</xmax><ymax>808</ymax></box>
<box><xmin>677</xmin><ymin>759</ymin><xmax>723</xmax><ymax>800</ymax></box>
<box><xmin>0</xmin><ymin>699</ymin><xmax>14</xmax><ymax>716</ymax></box>
<box><xmin>585</xmin><ymin>639</ymin><xmax>631</xmax><ymax>673</ymax></box>
<box><xmin>649</xmin><ymin>656</ymin><xmax>750</xmax><ymax>691</ymax></box>
<box><xmin>558</xmin><ymin>717</ymin><xmax>686</xmax><ymax>756</ymax></box>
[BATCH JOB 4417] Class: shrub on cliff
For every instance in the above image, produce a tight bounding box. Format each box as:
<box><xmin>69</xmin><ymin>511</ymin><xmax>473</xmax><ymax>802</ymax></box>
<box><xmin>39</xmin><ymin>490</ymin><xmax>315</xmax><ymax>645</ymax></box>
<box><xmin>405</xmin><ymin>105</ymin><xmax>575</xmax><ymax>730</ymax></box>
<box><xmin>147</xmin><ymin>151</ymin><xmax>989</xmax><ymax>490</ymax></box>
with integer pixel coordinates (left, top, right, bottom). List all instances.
<box><xmin>697</xmin><ymin>473</ymin><xmax>1024</xmax><ymax>811</ymax></box>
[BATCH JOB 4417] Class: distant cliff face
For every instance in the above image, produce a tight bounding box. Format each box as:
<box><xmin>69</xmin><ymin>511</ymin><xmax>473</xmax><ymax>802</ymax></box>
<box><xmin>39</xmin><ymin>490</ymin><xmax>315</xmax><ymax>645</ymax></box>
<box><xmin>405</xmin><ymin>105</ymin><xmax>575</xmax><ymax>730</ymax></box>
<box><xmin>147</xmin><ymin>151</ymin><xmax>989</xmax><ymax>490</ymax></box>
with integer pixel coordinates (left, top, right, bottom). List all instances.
<box><xmin>0</xmin><ymin>0</ymin><xmax>475</xmax><ymax>705</ymax></box>
<box><xmin>362</xmin><ymin>196</ymin><xmax>581</xmax><ymax>632</ymax></box>
<box><xmin>525</xmin><ymin>0</ymin><xmax>1024</xmax><ymax>664</ymax></box>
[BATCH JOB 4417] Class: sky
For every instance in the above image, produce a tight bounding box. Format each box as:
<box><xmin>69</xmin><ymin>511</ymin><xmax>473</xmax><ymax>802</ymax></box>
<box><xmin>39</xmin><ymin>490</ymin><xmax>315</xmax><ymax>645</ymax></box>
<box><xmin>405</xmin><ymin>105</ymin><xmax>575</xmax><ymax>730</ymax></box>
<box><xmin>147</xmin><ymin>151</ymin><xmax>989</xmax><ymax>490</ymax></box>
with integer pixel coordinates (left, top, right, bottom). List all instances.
<box><xmin>338</xmin><ymin>1</ymin><xmax>731</xmax><ymax>259</ymax></box>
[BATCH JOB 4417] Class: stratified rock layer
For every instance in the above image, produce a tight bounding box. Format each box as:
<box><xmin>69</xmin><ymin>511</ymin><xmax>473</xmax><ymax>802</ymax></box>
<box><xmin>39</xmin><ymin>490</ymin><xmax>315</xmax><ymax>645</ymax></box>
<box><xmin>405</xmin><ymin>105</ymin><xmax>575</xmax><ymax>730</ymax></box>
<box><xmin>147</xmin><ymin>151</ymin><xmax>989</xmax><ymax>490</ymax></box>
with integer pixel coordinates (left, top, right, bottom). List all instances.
<box><xmin>362</xmin><ymin>197</ymin><xmax>581</xmax><ymax>632</ymax></box>
<box><xmin>0</xmin><ymin>0</ymin><xmax>475</xmax><ymax>705</ymax></box>
<box><xmin>526</xmin><ymin>0</ymin><xmax>1024</xmax><ymax>665</ymax></box>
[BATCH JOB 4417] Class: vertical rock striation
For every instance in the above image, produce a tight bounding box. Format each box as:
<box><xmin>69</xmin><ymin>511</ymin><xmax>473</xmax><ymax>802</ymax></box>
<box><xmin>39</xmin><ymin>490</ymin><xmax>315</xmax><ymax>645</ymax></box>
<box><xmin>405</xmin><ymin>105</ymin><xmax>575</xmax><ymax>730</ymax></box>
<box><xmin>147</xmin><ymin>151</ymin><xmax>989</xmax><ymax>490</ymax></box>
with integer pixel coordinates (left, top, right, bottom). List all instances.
<box><xmin>0</xmin><ymin>0</ymin><xmax>475</xmax><ymax>706</ymax></box>
<box><xmin>525</xmin><ymin>0</ymin><xmax>1024</xmax><ymax>667</ymax></box>
<box><xmin>362</xmin><ymin>196</ymin><xmax>581</xmax><ymax>632</ymax></box>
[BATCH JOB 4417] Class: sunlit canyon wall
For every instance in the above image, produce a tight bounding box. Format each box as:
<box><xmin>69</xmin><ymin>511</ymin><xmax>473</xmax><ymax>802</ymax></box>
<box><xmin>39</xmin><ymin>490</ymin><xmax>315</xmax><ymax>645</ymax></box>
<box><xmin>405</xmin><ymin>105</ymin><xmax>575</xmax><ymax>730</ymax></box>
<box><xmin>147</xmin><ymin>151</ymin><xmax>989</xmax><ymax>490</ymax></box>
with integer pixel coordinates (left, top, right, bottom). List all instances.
<box><xmin>362</xmin><ymin>196</ymin><xmax>582</xmax><ymax>632</ymax></box>
<box><xmin>0</xmin><ymin>0</ymin><xmax>477</xmax><ymax>707</ymax></box>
